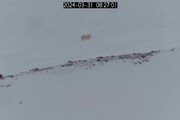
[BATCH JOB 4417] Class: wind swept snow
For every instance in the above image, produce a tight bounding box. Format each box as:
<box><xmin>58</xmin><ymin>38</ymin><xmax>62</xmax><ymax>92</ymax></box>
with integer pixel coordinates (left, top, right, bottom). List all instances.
<box><xmin>1</xmin><ymin>0</ymin><xmax>180</xmax><ymax>75</ymax></box>
<box><xmin>1</xmin><ymin>0</ymin><xmax>180</xmax><ymax>119</ymax></box>
<box><xmin>1</xmin><ymin>48</ymin><xmax>180</xmax><ymax>120</ymax></box>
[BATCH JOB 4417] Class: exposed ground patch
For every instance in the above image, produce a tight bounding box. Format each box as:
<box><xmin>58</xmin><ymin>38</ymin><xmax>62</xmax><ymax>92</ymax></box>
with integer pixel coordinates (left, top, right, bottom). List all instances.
<box><xmin>2</xmin><ymin>48</ymin><xmax>179</xmax><ymax>80</ymax></box>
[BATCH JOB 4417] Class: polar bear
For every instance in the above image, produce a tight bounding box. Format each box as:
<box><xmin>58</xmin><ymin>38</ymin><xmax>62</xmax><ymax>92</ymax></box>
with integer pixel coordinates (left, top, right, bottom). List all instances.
<box><xmin>81</xmin><ymin>34</ymin><xmax>92</xmax><ymax>41</ymax></box>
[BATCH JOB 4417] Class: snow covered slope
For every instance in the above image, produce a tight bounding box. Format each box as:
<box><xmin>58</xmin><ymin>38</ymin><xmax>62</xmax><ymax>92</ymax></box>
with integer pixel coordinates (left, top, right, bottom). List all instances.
<box><xmin>0</xmin><ymin>0</ymin><xmax>180</xmax><ymax>119</ymax></box>
<box><xmin>1</xmin><ymin>0</ymin><xmax>180</xmax><ymax>74</ymax></box>
<box><xmin>0</xmin><ymin>49</ymin><xmax>180</xmax><ymax>120</ymax></box>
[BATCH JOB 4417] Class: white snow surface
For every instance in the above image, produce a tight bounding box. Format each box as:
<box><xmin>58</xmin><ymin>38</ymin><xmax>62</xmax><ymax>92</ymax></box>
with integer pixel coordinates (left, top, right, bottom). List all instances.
<box><xmin>0</xmin><ymin>0</ymin><xmax>180</xmax><ymax>119</ymax></box>
<box><xmin>1</xmin><ymin>50</ymin><xmax>180</xmax><ymax>120</ymax></box>
<box><xmin>1</xmin><ymin>0</ymin><xmax>180</xmax><ymax>74</ymax></box>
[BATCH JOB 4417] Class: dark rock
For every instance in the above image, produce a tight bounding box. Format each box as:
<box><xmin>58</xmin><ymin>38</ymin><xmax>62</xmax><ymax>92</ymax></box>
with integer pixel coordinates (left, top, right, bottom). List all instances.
<box><xmin>61</xmin><ymin>65</ymin><xmax>65</xmax><ymax>67</ymax></box>
<box><xmin>170</xmin><ymin>48</ymin><xmax>175</xmax><ymax>51</ymax></box>
<box><xmin>6</xmin><ymin>84</ymin><xmax>11</xmax><ymax>87</ymax></box>
<box><xmin>65</xmin><ymin>61</ymin><xmax>74</xmax><ymax>67</ymax></box>
<box><xmin>67</xmin><ymin>61</ymin><xmax>73</xmax><ymax>64</ymax></box>
<box><xmin>142</xmin><ymin>59</ymin><xmax>149</xmax><ymax>62</ymax></box>
<box><xmin>96</xmin><ymin>59</ymin><xmax>101</xmax><ymax>62</ymax></box>
<box><xmin>0</xmin><ymin>74</ymin><xmax>4</xmax><ymax>79</ymax></box>
<box><xmin>96</xmin><ymin>56</ymin><xmax>103</xmax><ymax>59</ymax></box>
<box><xmin>119</xmin><ymin>56</ymin><xmax>123</xmax><ymax>59</ymax></box>
<box><xmin>78</xmin><ymin>60</ymin><xmax>86</xmax><ymax>63</ymax></box>
<box><xmin>140</xmin><ymin>55</ymin><xmax>146</xmax><ymax>58</ymax></box>
<box><xmin>19</xmin><ymin>102</ymin><xmax>23</xmax><ymax>104</ymax></box>
<box><xmin>30</xmin><ymin>68</ymin><xmax>41</xmax><ymax>72</ymax></box>
<box><xmin>7</xmin><ymin>75</ymin><xmax>14</xmax><ymax>78</ymax></box>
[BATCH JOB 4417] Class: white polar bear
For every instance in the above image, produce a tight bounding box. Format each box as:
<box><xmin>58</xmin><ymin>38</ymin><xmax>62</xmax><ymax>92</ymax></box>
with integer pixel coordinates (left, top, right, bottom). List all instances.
<box><xmin>81</xmin><ymin>34</ymin><xmax>92</xmax><ymax>41</ymax></box>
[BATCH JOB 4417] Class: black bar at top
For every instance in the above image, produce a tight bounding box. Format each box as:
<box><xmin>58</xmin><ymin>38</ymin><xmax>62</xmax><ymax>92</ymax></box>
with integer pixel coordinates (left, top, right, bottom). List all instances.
<box><xmin>63</xmin><ymin>2</ymin><xmax>118</xmax><ymax>9</ymax></box>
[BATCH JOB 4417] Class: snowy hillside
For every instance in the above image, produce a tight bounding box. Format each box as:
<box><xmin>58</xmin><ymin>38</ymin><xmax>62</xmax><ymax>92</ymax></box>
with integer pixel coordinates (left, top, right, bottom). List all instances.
<box><xmin>1</xmin><ymin>0</ymin><xmax>180</xmax><ymax>74</ymax></box>
<box><xmin>1</xmin><ymin>48</ymin><xmax>180</xmax><ymax>120</ymax></box>
<box><xmin>1</xmin><ymin>0</ymin><xmax>180</xmax><ymax>120</ymax></box>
